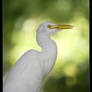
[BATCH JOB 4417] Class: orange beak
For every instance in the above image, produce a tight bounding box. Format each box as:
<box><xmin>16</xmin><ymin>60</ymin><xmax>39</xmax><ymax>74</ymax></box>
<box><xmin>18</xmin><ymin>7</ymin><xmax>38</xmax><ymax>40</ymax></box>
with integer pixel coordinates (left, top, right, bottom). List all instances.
<box><xmin>48</xmin><ymin>24</ymin><xmax>73</xmax><ymax>30</ymax></box>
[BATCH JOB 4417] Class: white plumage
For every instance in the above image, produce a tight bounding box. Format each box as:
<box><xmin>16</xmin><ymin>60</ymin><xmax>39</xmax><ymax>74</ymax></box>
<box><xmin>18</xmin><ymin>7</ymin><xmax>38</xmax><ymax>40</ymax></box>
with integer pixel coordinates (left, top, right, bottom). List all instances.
<box><xmin>3</xmin><ymin>22</ymin><xmax>72</xmax><ymax>92</ymax></box>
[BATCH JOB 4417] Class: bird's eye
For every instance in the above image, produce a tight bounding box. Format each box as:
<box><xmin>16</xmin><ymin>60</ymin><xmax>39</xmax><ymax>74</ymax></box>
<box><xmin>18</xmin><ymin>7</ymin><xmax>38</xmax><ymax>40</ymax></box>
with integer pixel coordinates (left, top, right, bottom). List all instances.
<box><xmin>48</xmin><ymin>25</ymin><xmax>52</xmax><ymax>29</ymax></box>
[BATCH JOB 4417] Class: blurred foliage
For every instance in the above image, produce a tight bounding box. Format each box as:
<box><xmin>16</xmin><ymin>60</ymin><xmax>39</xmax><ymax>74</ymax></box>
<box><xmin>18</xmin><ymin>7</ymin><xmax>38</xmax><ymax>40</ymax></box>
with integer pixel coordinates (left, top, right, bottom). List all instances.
<box><xmin>3</xmin><ymin>0</ymin><xmax>89</xmax><ymax>92</ymax></box>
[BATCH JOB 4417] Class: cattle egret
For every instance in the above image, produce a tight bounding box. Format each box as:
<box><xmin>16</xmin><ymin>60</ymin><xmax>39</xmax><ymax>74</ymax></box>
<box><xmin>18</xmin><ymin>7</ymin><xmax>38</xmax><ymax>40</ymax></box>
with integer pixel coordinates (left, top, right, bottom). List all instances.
<box><xmin>3</xmin><ymin>22</ymin><xmax>73</xmax><ymax>92</ymax></box>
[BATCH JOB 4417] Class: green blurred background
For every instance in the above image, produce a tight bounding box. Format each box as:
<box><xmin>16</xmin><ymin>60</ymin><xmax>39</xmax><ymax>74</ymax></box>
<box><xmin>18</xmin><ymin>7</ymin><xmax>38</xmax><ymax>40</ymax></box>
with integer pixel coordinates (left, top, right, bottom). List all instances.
<box><xmin>3</xmin><ymin>0</ymin><xmax>89</xmax><ymax>92</ymax></box>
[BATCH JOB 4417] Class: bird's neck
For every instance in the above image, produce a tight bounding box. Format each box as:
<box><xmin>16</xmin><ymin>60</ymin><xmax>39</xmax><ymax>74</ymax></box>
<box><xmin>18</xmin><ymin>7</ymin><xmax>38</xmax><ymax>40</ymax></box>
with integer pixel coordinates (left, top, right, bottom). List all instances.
<box><xmin>37</xmin><ymin>34</ymin><xmax>57</xmax><ymax>53</ymax></box>
<box><xmin>36</xmin><ymin>34</ymin><xmax>57</xmax><ymax>76</ymax></box>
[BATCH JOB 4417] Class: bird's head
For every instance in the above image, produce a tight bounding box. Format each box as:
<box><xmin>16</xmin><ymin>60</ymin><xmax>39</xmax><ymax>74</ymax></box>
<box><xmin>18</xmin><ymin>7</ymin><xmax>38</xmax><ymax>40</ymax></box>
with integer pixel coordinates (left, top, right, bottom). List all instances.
<box><xmin>37</xmin><ymin>22</ymin><xmax>73</xmax><ymax>36</ymax></box>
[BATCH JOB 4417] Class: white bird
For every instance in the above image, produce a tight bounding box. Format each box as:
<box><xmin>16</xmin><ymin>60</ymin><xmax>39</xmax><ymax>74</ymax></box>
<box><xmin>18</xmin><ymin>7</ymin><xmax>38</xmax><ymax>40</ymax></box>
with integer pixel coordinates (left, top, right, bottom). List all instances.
<box><xmin>3</xmin><ymin>22</ymin><xmax>72</xmax><ymax>92</ymax></box>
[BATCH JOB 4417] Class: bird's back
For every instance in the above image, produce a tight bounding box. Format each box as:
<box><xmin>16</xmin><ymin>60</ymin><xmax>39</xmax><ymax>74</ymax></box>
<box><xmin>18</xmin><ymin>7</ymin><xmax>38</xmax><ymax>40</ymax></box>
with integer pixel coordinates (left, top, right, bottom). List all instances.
<box><xmin>3</xmin><ymin>50</ymin><xmax>42</xmax><ymax>92</ymax></box>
